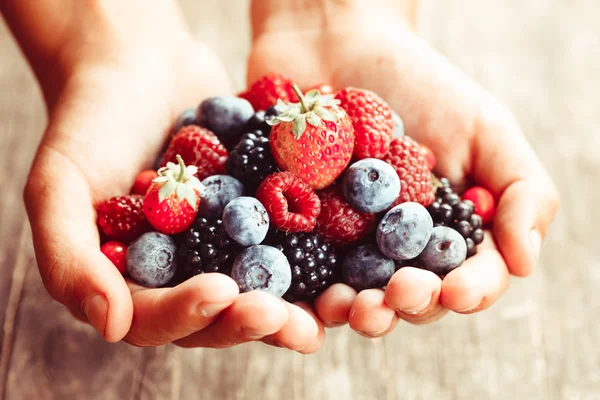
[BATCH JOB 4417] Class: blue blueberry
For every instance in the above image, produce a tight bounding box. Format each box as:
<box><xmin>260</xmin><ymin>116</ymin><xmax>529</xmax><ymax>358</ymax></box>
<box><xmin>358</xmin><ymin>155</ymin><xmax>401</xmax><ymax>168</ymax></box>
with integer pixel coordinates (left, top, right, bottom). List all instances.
<box><xmin>392</xmin><ymin>111</ymin><xmax>405</xmax><ymax>138</ymax></box>
<box><xmin>342</xmin><ymin>158</ymin><xmax>401</xmax><ymax>213</ymax></box>
<box><xmin>126</xmin><ymin>232</ymin><xmax>177</xmax><ymax>288</ymax></box>
<box><xmin>342</xmin><ymin>245</ymin><xmax>395</xmax><ymax>292</ymax></box>
<box><xmin>231</xmin><ymin>245</ymin><xmax>292</xmax><ymax>297</ymax></box>
<box><xmin>198</xmin><ymin>175</ymin><xmax>244</xmax><ymax>218</ymax></box>
<box><xmin>172</xmin><ymin>108</ymin><xmax>197</xmax><ymax>133</ymax></box>
<box><xmin>417</xmin><ymin>226</ymin><xmax>467</xmax><ymax>275</ymax></box>
<box><xmin>196</xmin><ymin>96</ymin><xmax>254</xmax><ymax>142</ymax></box>
<box><xmin>223</xmin><ymin>197</ymin><xmax>269</xmax><ymax>246</ymax></box>
<box><xmin>376</xmin><ymin>202</ymin><xmax>433</xmax><ymax>260</ymax></box>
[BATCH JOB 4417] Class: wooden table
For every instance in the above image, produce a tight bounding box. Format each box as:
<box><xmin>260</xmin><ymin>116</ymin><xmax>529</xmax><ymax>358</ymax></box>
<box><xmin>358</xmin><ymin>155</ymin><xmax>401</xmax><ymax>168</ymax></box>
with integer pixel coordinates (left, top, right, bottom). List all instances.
<box><xmin>1</xmin><ymin>1</ymin><xmax>598</xmax><ymax>399</ymax></box>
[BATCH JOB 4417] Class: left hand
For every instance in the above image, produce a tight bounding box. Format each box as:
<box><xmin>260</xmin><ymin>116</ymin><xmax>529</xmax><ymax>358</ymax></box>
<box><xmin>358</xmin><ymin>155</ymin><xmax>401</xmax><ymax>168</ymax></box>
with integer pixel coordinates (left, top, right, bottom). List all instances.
<box><xmin>247</xmin><ymin>2</ymin><xmax>559</xmax><ymax>336</ymax></box>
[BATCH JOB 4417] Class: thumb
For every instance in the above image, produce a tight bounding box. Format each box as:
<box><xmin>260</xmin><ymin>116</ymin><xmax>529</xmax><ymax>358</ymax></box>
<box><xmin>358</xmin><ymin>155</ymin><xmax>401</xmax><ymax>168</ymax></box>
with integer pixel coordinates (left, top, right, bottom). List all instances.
<box><xmin>24</xmin><ymin>144</ymin><xmax>133</xmax><ymax>342</ymax></box>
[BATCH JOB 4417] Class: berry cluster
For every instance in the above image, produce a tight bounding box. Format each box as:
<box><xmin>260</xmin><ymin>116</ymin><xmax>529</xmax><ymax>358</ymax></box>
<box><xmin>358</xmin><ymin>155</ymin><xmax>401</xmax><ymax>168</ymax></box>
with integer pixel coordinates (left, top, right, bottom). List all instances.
<box><xmin>96</xmin><ymin>72</ymin><xmax>497</xmax><ymax>301</ymax></box>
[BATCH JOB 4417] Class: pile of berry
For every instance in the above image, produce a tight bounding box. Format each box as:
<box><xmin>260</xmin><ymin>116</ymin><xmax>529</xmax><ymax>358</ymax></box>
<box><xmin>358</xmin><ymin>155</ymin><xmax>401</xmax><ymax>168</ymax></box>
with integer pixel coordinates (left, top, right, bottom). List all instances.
<box><xmin>97</xmin><ymin>73</ymin><xmax>496</xmax><ymax>300</ymax></box>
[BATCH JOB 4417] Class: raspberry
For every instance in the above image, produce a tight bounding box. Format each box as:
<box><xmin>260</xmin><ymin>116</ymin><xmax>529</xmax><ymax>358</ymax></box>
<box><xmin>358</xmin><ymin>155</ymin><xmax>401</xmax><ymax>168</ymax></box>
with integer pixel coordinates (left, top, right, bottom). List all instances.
<box><xmin>96</xmin><ymin>195</ymin><xmax>152</xmax><ymax>243</ymax></box>
<box><xmin>100</xmin><ymin>241</ymin><xmax>128</xmax><ymax>275</ymax></box>
<box><xmin>238</xmin><ymin>73</ymin><xmax>298</xmax><ymax>111</ymax></box>
<box><xmin>334</xmin><ymin>87</ymin><xmax>394</xmax><ymax>159</ymax></box>
<box><xmin>256</xmin><ymin>172</ymin><xmax>321</xmax><ymax>232</ymax></box>
<box><xmin>383</xmin><ymin>137</ymin><xmax>435</xmax><ymax>207</ymax></box>
<box><xmin>315</xmin><ymin>186</ymin><xmax>375</xmax><ymax>245</ymax></box>
<box><xmin>161</xmin><ymin>125</ymin><xmax>228</xmax><ymax>180</ymax></box>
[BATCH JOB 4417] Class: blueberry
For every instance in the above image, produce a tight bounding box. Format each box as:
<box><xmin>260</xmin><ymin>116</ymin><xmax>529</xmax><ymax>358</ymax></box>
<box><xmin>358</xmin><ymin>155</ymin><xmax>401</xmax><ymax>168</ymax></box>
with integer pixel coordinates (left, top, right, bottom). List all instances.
<box><xmin>196</xmin><ymin>96</ymin><xmax>254</xmax><ymax>143</ymax></box>
<box><xmin>392</xmin><ymin>111</ymin><xmax>405</xmax><ymax>138</ymax></box>
<box><xmin>126</xmin><ymin>232</ymin><xmax>177</xmax><ymax>288</ymax></box>
<box><xmin>223</xmin><ymin>197</ymin><xmax>269</xmax><ymax>246</ymax></box>
<box><xmin>418</xmin><ymin>226</ymin><xmax>467</xmax><ymax>275</ymax></box>
<box><xmin>231</xmin><ymin>245</ymin><xmax>292</xmax><ymax>297</ymax></box>
<box><xmin>198</xmin><ymin>175</ymin><xmax>244</xmax><ymax>218</ymax></box>
<box><xmin>376</xmin><ymin>202</ymin><xmax>433</xmax><ymax>260</ymax></box>
<box><xmin>172</xmin><ymin>108</ymin><xmax>197</xmax><ymax>133</ymax></box>
<box><xmin>342</xmin><ymin>245</ymin><xmax>395</xmax><ymax>292</ymax></box>
<box><xmin>342</xmin><ymin>158</ymin><xmax>401</xmax><ymax>213</ymax></box>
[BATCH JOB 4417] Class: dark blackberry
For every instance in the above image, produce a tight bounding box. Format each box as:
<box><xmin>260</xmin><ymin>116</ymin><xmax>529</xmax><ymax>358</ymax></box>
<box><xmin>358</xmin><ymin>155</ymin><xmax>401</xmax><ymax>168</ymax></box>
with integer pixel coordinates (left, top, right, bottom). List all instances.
<box><xmin>226</xmin><ymin>130</ymin><xmax>278</xmax><ymax>193</ymax></box>
<box><xmin>265</xmin><ymin>230</ymin><xmax>339</xmax><ymax>303</ymax></box>
<box><xmin>176</xmin><ymin>217</ymin><xmax>242</xmax><ymax>280</ymax></box>
<box><xmin>427</xmin><ymin>177</ymin><xmax>485</xmax><ymax>258</ymax></box>
<box><xmin>244</xmin><ymin>106</ymin><xmax>281</xmax><ymax>136</ymax></box>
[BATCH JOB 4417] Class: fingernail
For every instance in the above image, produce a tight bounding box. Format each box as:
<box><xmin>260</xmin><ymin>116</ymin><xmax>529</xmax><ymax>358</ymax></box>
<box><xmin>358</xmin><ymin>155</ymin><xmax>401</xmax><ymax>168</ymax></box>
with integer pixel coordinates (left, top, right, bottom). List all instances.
<box><xmin>530</xmin><ymin>229</ymin><xmax>542</xmax><ymax>261</ymax></box>
<box><xmin>242</xmin><ymin>327</ymin><xmax>270</xmax><ymax>340</ymax></box>
<box><xmin>325</xmin><ymin>321</ymin><xmax>345</xmax><ymax>328</ymax></box>
<box><xmin>400</xmin><ymin>297</ymin><xmax>431</xmax><ymax>314</ymax></box>
<box><xmin>197</xmin><ymin>301</ymin><xmax>232</xmax><ymax>318</ymax></box>
<box><xmin>455</xmin><ymin>298</ymin><xmax>484</xmax><ymax>313</ymax></box>
<box><xmin>357</xmin><ymin>328</ymin><xmax>387</xmax><ymax>338</ymax></box>
<box><xmin>82</xmin><ymin>295</ymin><xmax>108</xmax><ymax>336</ymax></box>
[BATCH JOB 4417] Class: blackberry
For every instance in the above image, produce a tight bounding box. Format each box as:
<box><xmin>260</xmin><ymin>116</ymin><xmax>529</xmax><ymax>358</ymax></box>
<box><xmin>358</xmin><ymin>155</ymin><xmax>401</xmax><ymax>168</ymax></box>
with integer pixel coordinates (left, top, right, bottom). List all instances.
<box><xmin>265</xmin><ymin>230</ymin><xmax>339</xmax><ymax>303</ymax></box>
<box><xmin>427</xmin><ymin>178</ymin><xmax>485</xmax><ymax>258</ymax></box>
<box><xmin>244</xmin><ymin>106</ymin><xmax>281</xmax><ymax>136</ymax></box>
<box><xmin>226</xmin><ymin>130</ymin><xmax>278</xmax><ymax>193</ymax></box>
<box><xmin>176</xmin><ymin>217</ymin><xmax>242</xmax><ymax>280</ymax></box>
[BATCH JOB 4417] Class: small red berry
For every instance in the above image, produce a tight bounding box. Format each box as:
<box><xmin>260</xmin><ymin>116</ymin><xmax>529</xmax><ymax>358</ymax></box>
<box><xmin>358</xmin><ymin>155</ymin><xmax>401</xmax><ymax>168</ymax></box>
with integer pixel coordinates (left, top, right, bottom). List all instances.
<box><xmin>315</xmin><ymin>186</ymin><xmax>376</xmax><ymax>245</ymax></box>
<box><xmin>131</xmin><ymin>169</ymin><xmax>159</xmax><ymax>195</ymax></box>
<box><xmin>420</xmin><ymin>144</ymin><xmax>436</xmax><ymax>171</ymax></box>
<box><xmin>303</xmin><ymin>83</ymin><xmax>334</xmax><ymax>95</ymax></box>
<box><xmin>161</xmin><ymin>125</ymin><xmax>228</xmax><ymax>180</ymax></box>
<box><xmin>256</xmin><ymin>172</ymin><xmax>321</xmax><ymax>232</ymax></box>
<box><xmin>462</xmin><ymin>186</ymin><xmax>496</xmax><ymax>225</ymax></box>
<box><xmin>383</xmin><ymin>137</ymin><xmax>435</xmax><ymax>207</ymax></box>
<box><xmin>96</xmin><ymin>195</ymin><xmax>152</xmax><ymax>243</ymax></box>
<box><xmin>238</xmin><ymin>73</ymin><xmax>298</xmax><ymax>111</ymax></box>
<box><xmin>101</xmin><ymin>241</ymin><xmax>127</xmax><ymax>275</ymax></box>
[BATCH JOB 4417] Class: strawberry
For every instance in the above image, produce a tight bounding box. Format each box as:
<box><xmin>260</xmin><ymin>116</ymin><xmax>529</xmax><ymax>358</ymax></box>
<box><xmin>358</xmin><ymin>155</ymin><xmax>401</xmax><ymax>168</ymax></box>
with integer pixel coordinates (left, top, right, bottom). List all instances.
<box><xmin>462</xmin><ymin>186</ymin><xmax>496</xmax><ymax>225</ymax></box>
<box><xmin>334</xmin><ymin>87</ymin><xmax>395</xmax><ymax>159</ymax></box>
<box><xmin>267</xmin><ymin>85</ymin><xmax>354</xmax><ymax>189</ymax></box>
<box><xmin>96</xmin><ymin>194</ymin><xmax>151</xmax><ymax>243</ymax></box>
<box><xmin>143</xmin><ymin>155</ymin><xmax>206</xmax><ymax>235</ymax></box>
<box><xmin>238</xmin><ymin>73</ymin><xmax>298</xmax><ymax>111</ymax></box>
<box><xmin>161</xmin><ymin>125</ymin><xmax>228</xmax><ymax>180</ymax></box>
<box><xmin>131</xmin><ymin>169</ymin><xmax>159</xmax><ymax>195</ymax></box>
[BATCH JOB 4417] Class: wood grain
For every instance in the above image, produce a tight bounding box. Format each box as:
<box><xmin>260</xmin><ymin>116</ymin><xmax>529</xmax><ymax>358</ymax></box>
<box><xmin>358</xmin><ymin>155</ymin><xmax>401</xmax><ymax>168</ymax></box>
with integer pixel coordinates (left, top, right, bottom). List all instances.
<box><xmin>1</xmin><ymin>0</ymin><xmax>599</xmax><ymax>399</ymax></box>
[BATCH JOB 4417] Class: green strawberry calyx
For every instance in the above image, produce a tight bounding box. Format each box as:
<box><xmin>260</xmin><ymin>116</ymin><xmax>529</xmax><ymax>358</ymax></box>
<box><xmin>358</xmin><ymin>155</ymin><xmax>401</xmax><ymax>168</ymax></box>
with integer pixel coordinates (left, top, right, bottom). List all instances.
<box><xmin>153</xmin><ymin>155</ymin><xmax>205</xmax><ymax>208</ymax></box>
<box><xmin>267</xmin><ymin>84</ymin><xmax>341</xmax><ymax>139</ymax></box>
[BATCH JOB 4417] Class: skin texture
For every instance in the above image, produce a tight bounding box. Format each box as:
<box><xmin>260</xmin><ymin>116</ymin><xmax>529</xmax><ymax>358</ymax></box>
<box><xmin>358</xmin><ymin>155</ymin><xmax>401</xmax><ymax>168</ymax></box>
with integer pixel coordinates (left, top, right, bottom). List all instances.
<box><xmin>4</xmin><ymin>0</ymin><xmax>559</xmax><ymax>349</ymax></box>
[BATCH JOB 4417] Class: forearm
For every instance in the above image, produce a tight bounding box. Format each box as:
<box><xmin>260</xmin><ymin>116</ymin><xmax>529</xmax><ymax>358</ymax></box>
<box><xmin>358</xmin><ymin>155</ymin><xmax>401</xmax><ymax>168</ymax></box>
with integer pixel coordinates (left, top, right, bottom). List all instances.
<box><xmin>251</xmin><ymin>0</ymin><xmax>420</xmax><ymax>38</ymax></box>
<box><xmin>1</xmin><ymin>0</ymin><xmax>190</xmax><ymax>103</ymax></box>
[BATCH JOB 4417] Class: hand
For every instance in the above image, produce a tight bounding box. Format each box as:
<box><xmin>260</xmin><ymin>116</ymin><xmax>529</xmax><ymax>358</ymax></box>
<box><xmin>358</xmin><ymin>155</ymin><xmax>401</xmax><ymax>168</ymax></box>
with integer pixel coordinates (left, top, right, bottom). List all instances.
<box><xmin>248</xmin><ymin>2</ymin><xmax>559</xmax><ymax>335</ymax></box>
<box><xmin>22</xmin><ymin>25</ymin><xmax>324</xmax><ymax>352</ymax></box>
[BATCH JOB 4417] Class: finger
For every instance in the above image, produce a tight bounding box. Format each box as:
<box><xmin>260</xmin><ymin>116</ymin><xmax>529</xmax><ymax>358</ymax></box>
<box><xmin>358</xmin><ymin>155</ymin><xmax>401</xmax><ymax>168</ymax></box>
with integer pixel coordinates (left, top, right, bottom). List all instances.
<box><xmin>123</xmin><ymin>274</ymin><xmax>239</xmax><ymax>346</ymax></box>
<box><xmin>385</xmin><ymin>267</ymin><xmax>447</xmax><ymax>325</ymax></box>
<box><xmin>174</xmin><ymin>291</ymin><xmax>289</xmax><ymax>348</ymax></box>
<box><xmin>24</xmin><ymin>147</ymin><xmax>133</xmax><ymax>342</ymax></box>
<box><xmin>440</xmin><ymin>232</ymin><xmax>510</xmax><ymax>313</ymax></box>
<box><xmin>348</xmin><ymin>289</ymin><xmax>398</xmax><ymax>338</ymax></box>
<box><xmin>314</xmin><ymin>283</ymin><xmax>357</xmax><ymax>327</ymax></box>
<box><xmin>263</xmin><ymin>302</ymin><xmax>325</xmax><ymax>354</ymax></box>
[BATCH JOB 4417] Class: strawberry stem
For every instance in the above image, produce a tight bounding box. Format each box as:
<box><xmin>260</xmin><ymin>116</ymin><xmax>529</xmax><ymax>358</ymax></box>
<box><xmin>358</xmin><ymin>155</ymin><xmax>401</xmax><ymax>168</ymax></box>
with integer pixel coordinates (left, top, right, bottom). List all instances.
<box><xmin>175</xmin><ymin>154</ymin><xmax>186</xmax><ymax>181</ymax></box>
<box><xmin>291</xmin><ymin>84</ymin><xmax>308</xmax><ymax>113</ymax></box>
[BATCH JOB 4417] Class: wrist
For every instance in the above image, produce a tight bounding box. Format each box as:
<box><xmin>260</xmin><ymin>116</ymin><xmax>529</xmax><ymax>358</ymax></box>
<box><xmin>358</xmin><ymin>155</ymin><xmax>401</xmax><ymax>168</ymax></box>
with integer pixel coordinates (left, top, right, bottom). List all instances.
<box><xmin>251</xmin><ymin>0</ymin><xmax>419</xmax><ymax>38</ymax></box>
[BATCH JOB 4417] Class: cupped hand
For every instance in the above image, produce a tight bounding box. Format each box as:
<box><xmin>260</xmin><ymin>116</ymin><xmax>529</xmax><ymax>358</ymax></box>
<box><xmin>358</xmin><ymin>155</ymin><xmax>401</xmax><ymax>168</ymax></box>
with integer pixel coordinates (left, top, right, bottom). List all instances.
<box><xmin>248</xmin><ymin>12</ymin><xmax>559</xmax><ymax>335</ymax></box>
<box><xmin>23</xmin><ymin>38</ymin><xmax>324</xmax><ymax>352</ymax></box>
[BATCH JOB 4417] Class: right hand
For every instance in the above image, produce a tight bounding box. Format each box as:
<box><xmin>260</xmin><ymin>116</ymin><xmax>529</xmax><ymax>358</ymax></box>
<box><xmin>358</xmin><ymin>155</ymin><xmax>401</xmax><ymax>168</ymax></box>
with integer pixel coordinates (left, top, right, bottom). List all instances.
<box><xmin>23</xmin><ymin>28</ymin><xmax>325</xmax><ymax>352</ymax></box>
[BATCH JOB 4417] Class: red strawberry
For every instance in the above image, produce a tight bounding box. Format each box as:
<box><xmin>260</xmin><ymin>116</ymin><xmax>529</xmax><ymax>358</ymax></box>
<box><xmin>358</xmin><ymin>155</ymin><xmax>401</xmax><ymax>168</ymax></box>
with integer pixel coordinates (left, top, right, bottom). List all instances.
<box><xmin>383</xmin><ymin>137</ymin><xmax>435</xmax><ymax>207</ymax></box>
<box><xmin>144</xmin><ymin>155</ymin><xmax>205</xmax><ymax>235</ymax></box>
<box><xmin>131</xmin><ymin>169</ymin><xmax>159</xmax><ymax>195</ymax></box>
<box><xmin>100</xmin><ymin>241</ymin><xmax>128</xmax><ymax>275</ymax></box>
<box><xmin>462</xmin><ymin>186</ymin><xmax>496</xmax><ymax>225</ymax></box>
<box><xmin>256</xmin><ymin>172</ymin><xmax>321</xmax><ymax>233</ymax></box>
<box><xmin>315</xmin><ymin>186</ymin><xmax>375</xmax><ymax>245</ymax></box>
<box><xmin>420</xmin><ymin>144</ymin><xmax>437</xmax><ymax>171</ymax></box>
<box><xmin>334</xmin><ymin>87</ymin><xmax>395</xmax><ymax>159</ymax></box>
<box><xmin>268</xmin><ymin>85</ymin><xmax>354</xmax><ymax>189</ymax></box>
<box><xmin>96</xmin><ymin>195</ymin><xmax>151</xmax><ymax>243</ymax></box>
<box><xmin>238</xmin><ymin>73</ymin><xmax>298</xmax><ymax>111</ymax></box>
<box><xmin>161</xmin><ymin>125</ymin><xmax>227</xmax><ymax>180</ymax></box>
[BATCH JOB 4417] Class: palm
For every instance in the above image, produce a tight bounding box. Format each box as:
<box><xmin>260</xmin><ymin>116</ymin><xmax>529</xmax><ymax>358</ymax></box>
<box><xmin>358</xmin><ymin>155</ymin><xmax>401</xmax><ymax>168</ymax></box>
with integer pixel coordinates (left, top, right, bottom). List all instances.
<box><xmin>246</xmin><ymin>22</ymin><xmax>550</xmax><ymax>332</ymax></box>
